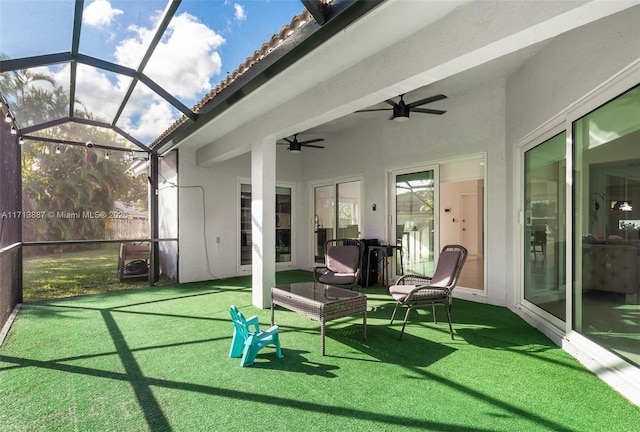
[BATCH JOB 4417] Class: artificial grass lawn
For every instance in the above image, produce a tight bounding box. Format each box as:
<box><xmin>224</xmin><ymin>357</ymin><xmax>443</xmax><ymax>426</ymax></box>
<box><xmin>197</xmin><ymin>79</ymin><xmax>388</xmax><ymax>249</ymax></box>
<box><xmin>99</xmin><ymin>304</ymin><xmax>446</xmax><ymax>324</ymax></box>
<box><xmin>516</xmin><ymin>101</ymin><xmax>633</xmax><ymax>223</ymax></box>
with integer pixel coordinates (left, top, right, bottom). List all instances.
<box><xmin>1</xmin><ymin>270</ymin><xmax>639</xmax><ymax>431</ymax></box>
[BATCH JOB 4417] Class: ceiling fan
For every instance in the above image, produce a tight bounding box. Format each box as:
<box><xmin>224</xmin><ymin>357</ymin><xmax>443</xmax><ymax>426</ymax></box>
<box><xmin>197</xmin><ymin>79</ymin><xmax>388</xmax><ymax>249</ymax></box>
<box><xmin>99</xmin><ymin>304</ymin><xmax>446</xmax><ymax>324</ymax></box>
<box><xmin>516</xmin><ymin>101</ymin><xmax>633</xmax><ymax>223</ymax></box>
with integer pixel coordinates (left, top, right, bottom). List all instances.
<box><xmin>356</xmin><ymin>93</ymin><xmax>447</xmax><ymax>122</ymax></box>
<box><xmin>277</xmin><ymin>134</ymin><xmax>325</xmax><ymax>153</ymax></box>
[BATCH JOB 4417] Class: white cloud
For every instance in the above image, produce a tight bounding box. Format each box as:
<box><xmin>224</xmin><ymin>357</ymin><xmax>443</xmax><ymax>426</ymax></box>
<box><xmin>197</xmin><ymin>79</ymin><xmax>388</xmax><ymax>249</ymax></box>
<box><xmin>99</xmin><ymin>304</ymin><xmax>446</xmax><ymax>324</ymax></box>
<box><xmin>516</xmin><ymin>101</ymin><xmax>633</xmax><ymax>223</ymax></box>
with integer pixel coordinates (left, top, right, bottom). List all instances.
<box><xmin>119</xmin><ymin>94</ymin><xmax>177</xmax><ymax>142</ymax></box>
<box><xmin>83</xmin><ymin>0</ymin><xmax>123</xmax><ymax>28</ymax></box>
<box><xmin>37</xmin><ymin>9</ymin><xmax>227</xmax><ymax>142</ymax></box>
<box><xmin>116</xmin><ymin>12</ymin><xmax>225</xmax><ymax>100</ymax></box>
<box><xmin>108</xmin><ymin>11</ymin><xmax>226</xmax><ymax>139</ymax></box>
<box><xmin>234</xmin><ymin>3</ymin><xmax>247</xmax><ymax>21</ymax></box>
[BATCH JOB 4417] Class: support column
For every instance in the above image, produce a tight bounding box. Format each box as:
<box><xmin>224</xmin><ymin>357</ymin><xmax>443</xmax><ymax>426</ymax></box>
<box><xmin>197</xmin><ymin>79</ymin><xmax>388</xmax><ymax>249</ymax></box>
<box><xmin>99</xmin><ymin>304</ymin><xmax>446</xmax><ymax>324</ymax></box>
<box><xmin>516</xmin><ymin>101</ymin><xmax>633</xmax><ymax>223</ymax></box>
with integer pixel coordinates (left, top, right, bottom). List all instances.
<box><xmin>251</xmin><ymin>138</ymin><xmax>277</xmax><ymax>308</ymax></box>
<box><xmin>149</xmin><ymin>151</ymin><xmax>160</xmax><ymax>285</ymax></box>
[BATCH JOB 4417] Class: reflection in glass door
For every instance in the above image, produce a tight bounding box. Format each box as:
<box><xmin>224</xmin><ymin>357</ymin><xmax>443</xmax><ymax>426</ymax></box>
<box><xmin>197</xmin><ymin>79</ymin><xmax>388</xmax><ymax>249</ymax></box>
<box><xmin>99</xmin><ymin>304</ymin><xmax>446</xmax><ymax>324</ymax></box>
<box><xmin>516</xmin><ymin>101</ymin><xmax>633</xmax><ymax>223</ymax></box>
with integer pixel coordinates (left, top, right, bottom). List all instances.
<box><xmin>313</xmin><ymin>180</ymin><xmax>361</xmax><ymax>263</ymax></box>
<box><xmin>523</xmin><ymin>132</ymin><xmax>566</xmax><ymax>321</ymax></box>
<box><xmin>314</xmin><ymin>185</ymin><xmax>334</xmax><ymax>263</ymax></box>
<box><xmin>395</xmin><ymin>169</ymin><xmax>437</xmax><ymax>276</ymax></box>
<box><xmin>573</xmin><ymin>85</ymin><xmax>640</xmax><ymax>366</ymax></box>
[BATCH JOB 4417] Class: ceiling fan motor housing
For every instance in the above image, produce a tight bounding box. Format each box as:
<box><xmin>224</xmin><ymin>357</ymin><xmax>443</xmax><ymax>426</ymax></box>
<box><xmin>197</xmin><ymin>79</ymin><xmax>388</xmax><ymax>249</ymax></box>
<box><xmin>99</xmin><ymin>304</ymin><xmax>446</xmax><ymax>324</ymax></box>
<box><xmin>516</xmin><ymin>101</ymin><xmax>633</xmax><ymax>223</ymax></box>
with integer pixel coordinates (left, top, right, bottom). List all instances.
<box><xmin>393</xmin><ymin>104</ymin><xmax>410</xmax><ymax>121</ymax></box>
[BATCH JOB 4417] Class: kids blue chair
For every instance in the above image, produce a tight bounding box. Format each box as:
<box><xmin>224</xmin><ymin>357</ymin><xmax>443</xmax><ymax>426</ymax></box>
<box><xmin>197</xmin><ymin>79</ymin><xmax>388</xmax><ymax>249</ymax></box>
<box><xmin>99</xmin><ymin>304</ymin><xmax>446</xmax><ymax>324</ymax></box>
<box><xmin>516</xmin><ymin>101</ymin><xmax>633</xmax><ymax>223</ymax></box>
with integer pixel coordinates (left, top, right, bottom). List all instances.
<box><xmin>229</xmin><ymin>305</ymin><xmax>283</xmax><ymax>367</ymax></box>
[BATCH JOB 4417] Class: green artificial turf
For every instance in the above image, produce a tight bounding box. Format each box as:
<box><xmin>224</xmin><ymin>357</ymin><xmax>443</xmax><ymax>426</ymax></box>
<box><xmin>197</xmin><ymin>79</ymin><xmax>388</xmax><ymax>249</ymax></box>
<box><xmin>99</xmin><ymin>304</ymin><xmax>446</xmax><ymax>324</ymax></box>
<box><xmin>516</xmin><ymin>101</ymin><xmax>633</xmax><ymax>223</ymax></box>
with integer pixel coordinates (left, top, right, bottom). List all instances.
<box><xmin>1</xmin><ymin>270</ymin><xmax>639</xmax><ymax>431</ymax></box>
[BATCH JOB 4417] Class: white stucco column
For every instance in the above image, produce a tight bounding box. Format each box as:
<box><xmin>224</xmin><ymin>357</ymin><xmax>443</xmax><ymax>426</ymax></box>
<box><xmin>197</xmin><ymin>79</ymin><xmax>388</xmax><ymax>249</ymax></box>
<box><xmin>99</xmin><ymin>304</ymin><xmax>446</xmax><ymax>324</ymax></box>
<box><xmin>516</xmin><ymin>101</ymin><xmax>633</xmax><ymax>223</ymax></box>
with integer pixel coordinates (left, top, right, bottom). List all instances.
<box><xmin>251</xmin><ymin>137</ymin><xmax>277</xmax><ymax>308</ymax></box>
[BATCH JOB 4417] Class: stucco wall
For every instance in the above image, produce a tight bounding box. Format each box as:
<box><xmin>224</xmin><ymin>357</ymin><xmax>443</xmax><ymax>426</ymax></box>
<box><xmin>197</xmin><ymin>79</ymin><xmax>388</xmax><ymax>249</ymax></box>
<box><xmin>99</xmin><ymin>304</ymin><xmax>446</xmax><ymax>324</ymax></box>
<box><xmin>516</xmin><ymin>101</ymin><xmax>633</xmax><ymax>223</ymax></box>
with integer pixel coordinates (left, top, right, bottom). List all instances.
<box><xmin>178</xmin><ymin>146</ymin><xmax>303</xmax><ymax>283</ymax></box>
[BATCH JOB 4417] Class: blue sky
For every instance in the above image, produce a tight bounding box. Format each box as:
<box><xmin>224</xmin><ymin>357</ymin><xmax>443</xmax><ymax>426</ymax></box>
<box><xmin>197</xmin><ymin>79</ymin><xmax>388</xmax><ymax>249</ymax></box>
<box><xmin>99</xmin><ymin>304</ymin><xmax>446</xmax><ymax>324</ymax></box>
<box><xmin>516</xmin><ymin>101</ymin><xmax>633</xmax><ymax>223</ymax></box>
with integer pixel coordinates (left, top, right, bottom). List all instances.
<box><xmin>0</xmin><ymin>0</ymin><xmax>305</xmax><ymax>142</ymax></box>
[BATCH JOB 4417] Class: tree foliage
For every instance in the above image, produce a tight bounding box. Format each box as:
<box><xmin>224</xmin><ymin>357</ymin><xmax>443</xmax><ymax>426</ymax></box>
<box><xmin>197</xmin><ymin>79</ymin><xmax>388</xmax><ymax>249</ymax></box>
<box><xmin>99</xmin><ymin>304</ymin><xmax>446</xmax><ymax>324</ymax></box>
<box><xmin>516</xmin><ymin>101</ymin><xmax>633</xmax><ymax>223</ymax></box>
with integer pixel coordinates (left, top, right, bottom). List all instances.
<box><xmin>1</xmin><ymin>63</ymin><xmax>148</xmax><ymax>242</ymax></box>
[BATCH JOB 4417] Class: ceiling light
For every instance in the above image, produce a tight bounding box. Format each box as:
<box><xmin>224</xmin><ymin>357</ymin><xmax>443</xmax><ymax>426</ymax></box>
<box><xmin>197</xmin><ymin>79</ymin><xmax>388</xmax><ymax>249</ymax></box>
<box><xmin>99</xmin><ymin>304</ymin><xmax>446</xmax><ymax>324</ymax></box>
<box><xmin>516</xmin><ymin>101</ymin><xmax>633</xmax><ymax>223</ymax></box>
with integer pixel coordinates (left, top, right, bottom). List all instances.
<box><xmin>5</xmin><ymin>112</ymin><xmax>12</xmax><ymax>123</ymax></box>
<box><xmin>18</xmin><ymin>136</ymin><xmax>25</xmax><ymax>145</ymax></box>
<box><xmin>55</xmin><ymin>145</ymin><xmax>61</xmax><ymax>154</ymax></box>
<box><xmin>289</xmin><ymin>149</ymin><xmax>301</xmax><ymax>154</ymax></box>
<box><xmin>10</xmin><ymin>126</ymin><xmax>17</xmax><ymax>134</ymax></box>
<box><xmin>105</xmin><ymin>152</ymin><xmax>109</xmax><ymax>160</ymax></box>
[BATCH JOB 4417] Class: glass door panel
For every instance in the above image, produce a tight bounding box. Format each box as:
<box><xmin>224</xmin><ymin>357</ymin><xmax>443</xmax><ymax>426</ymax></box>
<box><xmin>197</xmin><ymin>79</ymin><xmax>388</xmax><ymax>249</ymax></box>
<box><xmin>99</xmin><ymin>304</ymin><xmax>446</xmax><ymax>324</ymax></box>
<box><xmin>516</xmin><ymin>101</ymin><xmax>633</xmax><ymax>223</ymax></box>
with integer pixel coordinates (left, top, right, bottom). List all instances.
<box><xmin>313</xmin><ymin>180</ymin><xmax>361</xmax><ymax>263</ymax></box>
<box><xmin>275</xmin><ymin>187</ymin><xmax>292</xmax><ymax>263</ymax></box>
<box><xmin>523</xmin><ymin>132</ymin><xmax>566</xmax><ymax>321</ymax></box>
<box><xmin>240</xmin><ymin>184</ymin><xmax>292</xmax><ymax>266</ymax></box>
<box><xmin>573</xmin><ymin>85</ymin><xmax>640</xmax><ymax>366</ymax></box>
<box><xmin>395</xmin><ymin>170</ymin><xmax>437</xmax><ymax>276</ymax></box>
<box><xmin>314</xmin><ymin>185</ymin><xmax>334</xmax><ymax>263</ymax></box>
<box><xmin>337</xmin><ymin>181</ymin><xmax>361</xmax><ymax>239</ymax></box>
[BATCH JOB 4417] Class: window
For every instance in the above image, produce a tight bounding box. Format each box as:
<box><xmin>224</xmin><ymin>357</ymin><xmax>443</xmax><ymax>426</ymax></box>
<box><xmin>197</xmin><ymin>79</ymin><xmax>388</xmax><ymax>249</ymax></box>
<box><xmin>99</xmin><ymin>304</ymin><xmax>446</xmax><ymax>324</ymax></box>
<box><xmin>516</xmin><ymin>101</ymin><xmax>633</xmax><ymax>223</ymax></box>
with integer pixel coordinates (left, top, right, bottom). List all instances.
<box><xmin>240</xmin><ymin>184</ymin><xmax>292</xmax><ymax>265</ymax></box>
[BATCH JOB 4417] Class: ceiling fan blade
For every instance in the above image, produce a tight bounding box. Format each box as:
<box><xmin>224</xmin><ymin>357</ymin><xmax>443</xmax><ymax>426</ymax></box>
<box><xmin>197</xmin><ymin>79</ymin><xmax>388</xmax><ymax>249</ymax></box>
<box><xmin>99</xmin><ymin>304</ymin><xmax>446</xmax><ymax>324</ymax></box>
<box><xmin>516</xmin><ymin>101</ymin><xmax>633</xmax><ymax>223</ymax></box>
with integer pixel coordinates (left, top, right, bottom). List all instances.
<box><xmin>355</xmin><ymin>108</ymin><xmax>392</xmax><ymax>113</ymax></box>
<box><xmin>298</xmin><ymin>138</ymin><xmax>325</xmax><ymax>145</ymax></box>
<box><xmin>384</xmin><ymin>98</ymin><xmax>400</xmax><ymax>107</ymax></box>
<box><xmin>412</xmin><ymin>108</ymin><xmax>447</xmax><ymax>115</ymax></box>
<box><xmin>407</xmin><ymin>94</ymin><xmax>447</xmax><ymax>108</ymax></box>
<box><xmin>301</xmin><ymin>144</ymin><xmax>325</xmax><ymax>148</ymax></box>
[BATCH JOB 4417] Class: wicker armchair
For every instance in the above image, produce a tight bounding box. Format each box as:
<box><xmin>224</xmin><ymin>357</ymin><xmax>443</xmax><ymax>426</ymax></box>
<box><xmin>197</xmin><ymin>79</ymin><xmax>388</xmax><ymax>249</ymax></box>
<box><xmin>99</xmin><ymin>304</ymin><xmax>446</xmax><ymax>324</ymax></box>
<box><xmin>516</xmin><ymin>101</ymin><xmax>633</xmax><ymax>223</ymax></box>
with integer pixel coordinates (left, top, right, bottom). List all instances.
<box><xmin>313</xmin><ymin>239</ymin><xmax>364</xmax><ymax>290</ymax></box>
<box><xmin>388</xmin><ymin>245</ymin><xmax>468</xmax><ymax>340</ymax></box>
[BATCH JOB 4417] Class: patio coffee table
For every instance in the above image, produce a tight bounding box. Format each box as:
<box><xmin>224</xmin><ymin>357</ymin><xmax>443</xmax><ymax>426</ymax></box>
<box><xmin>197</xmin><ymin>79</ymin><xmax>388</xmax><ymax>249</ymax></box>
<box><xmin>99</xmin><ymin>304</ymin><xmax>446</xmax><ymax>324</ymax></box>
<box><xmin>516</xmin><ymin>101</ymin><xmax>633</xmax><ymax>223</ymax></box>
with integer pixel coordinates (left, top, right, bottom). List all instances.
<box><xmin>271</xmin><ymin>282</ymin><xmax>367</xmax><ymax>355</ymax></box>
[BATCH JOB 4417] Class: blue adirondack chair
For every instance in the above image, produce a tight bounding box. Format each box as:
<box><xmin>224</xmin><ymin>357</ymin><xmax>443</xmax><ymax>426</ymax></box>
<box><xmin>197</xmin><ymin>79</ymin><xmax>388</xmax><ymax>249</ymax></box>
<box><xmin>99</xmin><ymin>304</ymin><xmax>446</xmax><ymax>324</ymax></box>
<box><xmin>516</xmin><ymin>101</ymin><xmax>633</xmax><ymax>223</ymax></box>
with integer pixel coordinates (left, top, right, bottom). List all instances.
<box><xmin>229</xmin><ymin>305</ymin><xmax>283</xmax><ymax>367</ymax></box>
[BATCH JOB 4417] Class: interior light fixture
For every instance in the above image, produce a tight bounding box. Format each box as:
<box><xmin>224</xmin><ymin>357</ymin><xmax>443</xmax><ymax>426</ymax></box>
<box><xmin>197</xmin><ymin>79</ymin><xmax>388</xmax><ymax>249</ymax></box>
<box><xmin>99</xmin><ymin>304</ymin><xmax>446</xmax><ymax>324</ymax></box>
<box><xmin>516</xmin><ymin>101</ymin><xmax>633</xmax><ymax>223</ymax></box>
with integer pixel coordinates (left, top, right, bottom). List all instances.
<box><xmin>10</xmin><ymin>126</ymin><xmax>17</xmax><ymax>135</ymax></box>
<box><xmin>18</xmin><ymin>136</ymin><xmax>25</xmax><ymax>145</ymax></box>
<box><xmin>55</xmin><ymin>145</ymin><xmax>61</xmax><ymax>154</ymax></box>
<box><xmin>5</xmin><ymin>112</ymin><xmax>12</xmax><ymax>123</ymax></box>
<box><xmin>105</xmin><ymin>152</ymin><xmax>110</xmax><ymax>160</ymax></box>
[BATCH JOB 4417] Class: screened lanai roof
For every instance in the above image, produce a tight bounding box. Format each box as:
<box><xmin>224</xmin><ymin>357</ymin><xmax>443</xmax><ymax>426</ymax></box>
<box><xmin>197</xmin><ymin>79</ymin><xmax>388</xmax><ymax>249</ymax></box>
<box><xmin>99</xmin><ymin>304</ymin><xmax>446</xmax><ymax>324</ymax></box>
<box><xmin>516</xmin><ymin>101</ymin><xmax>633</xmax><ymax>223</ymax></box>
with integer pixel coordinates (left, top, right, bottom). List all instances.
<box><xmin>0</xmin><ymin>0</ymin><xmax>311</xmax><ymax>151</ymax></box>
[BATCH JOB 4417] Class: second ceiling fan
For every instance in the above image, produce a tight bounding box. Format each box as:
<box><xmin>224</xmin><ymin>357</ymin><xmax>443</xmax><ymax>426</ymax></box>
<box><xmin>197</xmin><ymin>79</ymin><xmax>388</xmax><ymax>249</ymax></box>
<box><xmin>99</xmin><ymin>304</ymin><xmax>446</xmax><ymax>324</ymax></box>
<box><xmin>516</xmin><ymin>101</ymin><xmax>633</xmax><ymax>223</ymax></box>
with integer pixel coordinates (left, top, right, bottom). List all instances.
<box><xmin>357</xmin><ymin>93</ymin><xmax>447</xmax><ymax>122</ymax></box>
<box><xmin>278</xmin><ymin>134</ymin><xmax>325</xmax><ymax>153</ymax></box>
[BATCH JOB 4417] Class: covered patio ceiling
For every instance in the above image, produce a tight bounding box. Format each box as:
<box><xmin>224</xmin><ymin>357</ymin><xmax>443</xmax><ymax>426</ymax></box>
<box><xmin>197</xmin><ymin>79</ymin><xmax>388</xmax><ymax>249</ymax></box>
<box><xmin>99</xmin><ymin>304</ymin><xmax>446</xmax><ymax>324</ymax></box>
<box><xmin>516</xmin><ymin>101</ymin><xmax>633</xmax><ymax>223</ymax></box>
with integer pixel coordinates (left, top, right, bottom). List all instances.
<box><xmin>167</xmin><ymin>0</ymin><xmax>638</xmax><ymax>168</ymax></box>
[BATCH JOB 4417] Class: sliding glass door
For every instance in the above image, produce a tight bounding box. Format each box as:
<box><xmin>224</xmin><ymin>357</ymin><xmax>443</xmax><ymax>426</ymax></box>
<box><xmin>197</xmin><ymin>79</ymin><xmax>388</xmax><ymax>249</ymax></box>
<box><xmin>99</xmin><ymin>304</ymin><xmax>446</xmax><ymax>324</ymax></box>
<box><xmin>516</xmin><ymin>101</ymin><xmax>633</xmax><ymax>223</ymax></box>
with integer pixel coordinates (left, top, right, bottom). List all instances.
<box><xmin>313</xmin><ymin>180</ymin><xmax>361</xmax><ymax>263</ymax></box>
<box><xmin>392</xmin><ymin>166</ymin><xmax>439</xmax><ymax>277</ymax></box>
<box><xmin>573</xmin><ymin>85</ymin><xmax>640</xmax><ymax>366</ymax></box>
<box><xmin>523</xmin><ymin>132</ymin><xmax>567</xmax><ymax>321</ymax></box>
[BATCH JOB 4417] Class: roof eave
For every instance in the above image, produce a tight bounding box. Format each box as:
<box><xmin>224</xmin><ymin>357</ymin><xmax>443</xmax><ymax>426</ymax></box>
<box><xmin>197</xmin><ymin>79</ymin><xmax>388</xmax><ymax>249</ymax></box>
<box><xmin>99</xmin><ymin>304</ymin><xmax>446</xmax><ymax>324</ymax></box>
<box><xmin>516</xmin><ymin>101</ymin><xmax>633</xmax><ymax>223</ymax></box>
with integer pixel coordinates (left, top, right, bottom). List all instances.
<box><xmin>152</xmin><ymin>0</ymin><xmax>385</xmax><ymax>155</ymax></box>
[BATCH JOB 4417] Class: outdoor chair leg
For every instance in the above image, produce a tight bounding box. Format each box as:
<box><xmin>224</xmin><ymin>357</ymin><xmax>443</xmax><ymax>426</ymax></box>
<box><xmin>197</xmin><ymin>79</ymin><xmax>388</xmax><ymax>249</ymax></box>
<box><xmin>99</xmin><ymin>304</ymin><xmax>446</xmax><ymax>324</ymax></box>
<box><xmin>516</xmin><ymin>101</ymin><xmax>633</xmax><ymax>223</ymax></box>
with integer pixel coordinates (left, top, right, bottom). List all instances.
<box><xmin>445</xmin><ymin>305</ymin><xmax>454</xmax><ymax>340</ymax></box>
<box><xmin>399</xmin><ymin>306</ymin><xmax>412</xmax><ymax>341</ymax></box>
<box><xmin>390</xmin><ymin>303</ymin><xmax>400</xmax><ymax>325</ymax></box>
<box><xmin>240</xmin><ymin>336</ymin><xmax>258</xmax><ymax>367</ymax></box>
<box><xmin>273</xmin><ymin>333</ymin><xmax>284</xmax><ymax>359</ymax></box>
<box><xmin>432</xmin><ymin>304</ymin><xmax>438</xmax><ymax>323</ymax></box>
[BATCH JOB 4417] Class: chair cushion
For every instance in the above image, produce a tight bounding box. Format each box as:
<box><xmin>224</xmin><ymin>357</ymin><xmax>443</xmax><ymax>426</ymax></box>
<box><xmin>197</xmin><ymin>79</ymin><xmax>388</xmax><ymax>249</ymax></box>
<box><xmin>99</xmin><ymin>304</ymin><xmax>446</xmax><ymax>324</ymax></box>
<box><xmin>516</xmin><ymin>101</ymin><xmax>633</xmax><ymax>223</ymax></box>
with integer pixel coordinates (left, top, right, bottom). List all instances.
<box><xmin>388</xmin><ymin>284</ymin><xmax>416</xmax><ymax>302</ymax></box>
<box><xmin>319</xmin><ymin>273</ymin><xmax>357</xmax><ymax>285</ymax></box>
<box><xmin>388</xmin><ymin>284</ymin><xmax>448</xmax><ymax>303</ymax></box>
<box><xmin>326</xmin><ymin>245</ymin><xmax>360</xmax><ymax>273</ymax></box>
